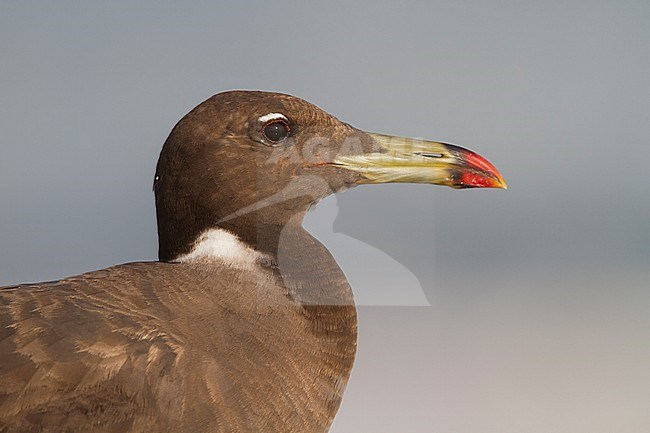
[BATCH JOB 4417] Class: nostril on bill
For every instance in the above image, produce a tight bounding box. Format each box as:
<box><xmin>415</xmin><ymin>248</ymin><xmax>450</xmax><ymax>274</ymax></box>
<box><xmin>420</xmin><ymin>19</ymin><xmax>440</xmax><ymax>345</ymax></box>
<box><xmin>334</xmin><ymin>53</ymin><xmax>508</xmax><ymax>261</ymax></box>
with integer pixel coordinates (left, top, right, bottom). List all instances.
<box><xmin>414</xmin><ymin>152</ymin><xmax>443</xmax><ymax>159</ymax></box>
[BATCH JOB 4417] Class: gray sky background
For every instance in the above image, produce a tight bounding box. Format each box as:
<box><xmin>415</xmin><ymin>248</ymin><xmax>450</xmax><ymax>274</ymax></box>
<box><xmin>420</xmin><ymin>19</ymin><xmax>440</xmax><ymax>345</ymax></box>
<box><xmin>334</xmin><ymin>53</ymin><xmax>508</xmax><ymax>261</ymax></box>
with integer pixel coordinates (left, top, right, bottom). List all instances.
<box><xmin>2</xmin><ymin>1</ymin><xmax>650</xmax><ymax>432</ymax></box>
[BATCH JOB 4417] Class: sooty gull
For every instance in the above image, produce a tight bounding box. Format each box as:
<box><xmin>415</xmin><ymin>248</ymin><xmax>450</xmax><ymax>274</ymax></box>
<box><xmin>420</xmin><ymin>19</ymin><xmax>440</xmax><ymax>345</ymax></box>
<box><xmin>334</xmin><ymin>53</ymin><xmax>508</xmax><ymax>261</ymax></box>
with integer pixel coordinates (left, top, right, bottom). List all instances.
<box><xmin>0</xmin><ymin>91</ymin><xmax>506</xmax><ymax>433</ymax></box>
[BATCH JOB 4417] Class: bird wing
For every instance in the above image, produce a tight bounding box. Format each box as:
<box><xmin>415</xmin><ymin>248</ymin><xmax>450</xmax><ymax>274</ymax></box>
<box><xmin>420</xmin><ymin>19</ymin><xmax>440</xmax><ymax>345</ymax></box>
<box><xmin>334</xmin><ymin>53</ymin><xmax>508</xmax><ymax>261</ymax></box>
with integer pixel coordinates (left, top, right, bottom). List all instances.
<box><xmin>0</xmin><ymin>261</ymin><xmax>348</xmax><ymax>433</ymax></box>
<box><xmin>0</xmin><ymin>264</ymin><xmax>185</xmax><ymax>432</ymax></box>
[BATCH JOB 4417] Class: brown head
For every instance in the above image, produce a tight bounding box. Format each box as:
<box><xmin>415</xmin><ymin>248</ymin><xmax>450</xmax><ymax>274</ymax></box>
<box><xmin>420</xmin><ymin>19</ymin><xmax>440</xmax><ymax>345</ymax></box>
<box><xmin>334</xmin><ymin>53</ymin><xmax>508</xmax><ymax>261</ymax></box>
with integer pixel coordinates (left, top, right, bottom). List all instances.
<box><xmin>154</xmin><ymin>90</ymin><xmax>506</xmax><ymax>261</ymax></box>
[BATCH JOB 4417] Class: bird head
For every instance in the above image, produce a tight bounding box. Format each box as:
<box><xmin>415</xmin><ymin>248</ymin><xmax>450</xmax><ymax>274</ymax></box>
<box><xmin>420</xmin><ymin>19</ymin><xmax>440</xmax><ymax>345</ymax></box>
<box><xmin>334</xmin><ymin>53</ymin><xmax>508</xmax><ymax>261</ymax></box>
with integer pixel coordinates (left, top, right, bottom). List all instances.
<box><xmin>154</xmin><ymin>91</ymin><xmax>506</xmax><ymax>260</ymax></box>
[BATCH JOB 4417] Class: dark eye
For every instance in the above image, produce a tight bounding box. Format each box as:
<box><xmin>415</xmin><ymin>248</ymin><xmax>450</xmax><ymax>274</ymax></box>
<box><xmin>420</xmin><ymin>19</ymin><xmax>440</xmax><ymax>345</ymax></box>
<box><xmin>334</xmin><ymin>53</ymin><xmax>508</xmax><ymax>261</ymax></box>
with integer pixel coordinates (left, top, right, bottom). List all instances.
<box><xmin>262</xmin><ymin>120</ymin><xmax>290</xmax><ymax>143</ymax></box>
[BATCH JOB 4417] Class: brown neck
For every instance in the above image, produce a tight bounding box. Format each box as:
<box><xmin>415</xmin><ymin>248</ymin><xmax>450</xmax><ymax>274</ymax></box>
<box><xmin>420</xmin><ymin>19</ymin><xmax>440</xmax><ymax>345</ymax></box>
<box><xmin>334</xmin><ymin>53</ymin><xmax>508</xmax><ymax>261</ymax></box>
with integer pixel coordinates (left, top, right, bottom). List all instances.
<box><xmin>159</xmin><ymin>201</ymin><xmax>358</xmax><ymax>429</ymax></box>
<box><xmin>222</xmin><ymin>210</ymin><xmax>358</xmax><ymax>309</ymax></box>
<box><xmin>158</xmin><ymin>196</ymin><xmax>357</xmax><ymax>307</ymax></box>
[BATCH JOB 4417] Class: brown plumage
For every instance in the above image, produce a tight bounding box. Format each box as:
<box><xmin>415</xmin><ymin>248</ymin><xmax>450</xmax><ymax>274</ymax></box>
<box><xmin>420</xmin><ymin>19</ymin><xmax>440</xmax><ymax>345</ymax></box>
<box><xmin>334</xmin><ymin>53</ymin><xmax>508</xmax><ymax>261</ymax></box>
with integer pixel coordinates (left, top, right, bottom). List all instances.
<box><xmin>0</xmin><ymin>91</ymin><xmax>505</xmax><ymax>432</ymax></box>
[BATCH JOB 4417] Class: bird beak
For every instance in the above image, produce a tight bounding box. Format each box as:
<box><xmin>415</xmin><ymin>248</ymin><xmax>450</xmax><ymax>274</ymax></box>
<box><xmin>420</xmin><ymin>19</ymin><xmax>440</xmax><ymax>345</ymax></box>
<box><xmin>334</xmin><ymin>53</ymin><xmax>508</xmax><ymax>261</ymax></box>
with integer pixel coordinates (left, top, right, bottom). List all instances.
<box><xmin>331</xmin><ymin>132</ymin><xmax>507</xmax><ymax>189</ymax></box>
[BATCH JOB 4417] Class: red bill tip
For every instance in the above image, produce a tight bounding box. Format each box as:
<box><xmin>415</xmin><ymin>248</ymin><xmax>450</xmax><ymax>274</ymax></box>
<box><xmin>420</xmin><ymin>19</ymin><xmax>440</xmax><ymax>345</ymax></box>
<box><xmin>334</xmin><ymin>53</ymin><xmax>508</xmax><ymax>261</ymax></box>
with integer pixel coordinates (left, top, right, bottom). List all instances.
<box><xmin>461</xmin><ymin>149</ymin><xmax>507</xmax><ymax>189</ymax></box>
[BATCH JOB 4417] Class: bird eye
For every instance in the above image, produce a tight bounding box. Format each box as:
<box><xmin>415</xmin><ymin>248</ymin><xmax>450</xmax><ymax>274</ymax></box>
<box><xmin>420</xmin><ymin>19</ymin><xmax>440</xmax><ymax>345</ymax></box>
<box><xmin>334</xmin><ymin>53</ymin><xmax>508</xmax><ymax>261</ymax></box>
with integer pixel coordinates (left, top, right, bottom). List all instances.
<box><xmin>262</xmin><ymin>120</ymin><xmax>290</xmax><ymax>143</ymax></box>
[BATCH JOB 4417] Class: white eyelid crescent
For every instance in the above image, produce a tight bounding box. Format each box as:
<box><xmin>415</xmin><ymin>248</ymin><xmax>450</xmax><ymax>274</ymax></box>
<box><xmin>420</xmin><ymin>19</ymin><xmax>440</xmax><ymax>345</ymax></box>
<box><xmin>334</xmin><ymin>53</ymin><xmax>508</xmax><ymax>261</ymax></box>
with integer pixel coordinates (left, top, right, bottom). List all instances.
<box><xmin>258</xmin><ymin>112</ymin><xmax>288</xmax><ymax>123</ymax></box>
